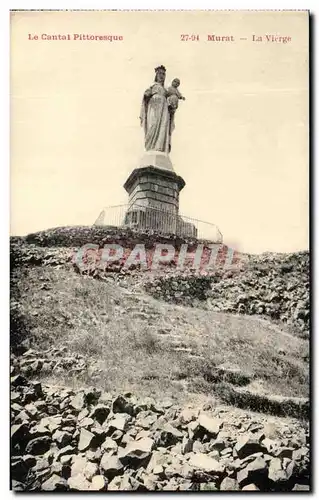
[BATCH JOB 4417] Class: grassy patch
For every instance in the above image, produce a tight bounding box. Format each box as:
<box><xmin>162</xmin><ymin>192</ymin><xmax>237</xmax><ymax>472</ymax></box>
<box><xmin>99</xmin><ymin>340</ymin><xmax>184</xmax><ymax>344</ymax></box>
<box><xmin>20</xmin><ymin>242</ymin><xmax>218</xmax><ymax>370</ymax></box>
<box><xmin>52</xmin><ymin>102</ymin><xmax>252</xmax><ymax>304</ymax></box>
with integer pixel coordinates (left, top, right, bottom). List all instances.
<box><xmin>11</xmin><ymin>266</ymin><xmax>309</xmax><ymax>404</ymax></box>
<box><xmin>214</xmin><ymin>382</ymin><xmax>309</xmax><ymax>420</ymax></box>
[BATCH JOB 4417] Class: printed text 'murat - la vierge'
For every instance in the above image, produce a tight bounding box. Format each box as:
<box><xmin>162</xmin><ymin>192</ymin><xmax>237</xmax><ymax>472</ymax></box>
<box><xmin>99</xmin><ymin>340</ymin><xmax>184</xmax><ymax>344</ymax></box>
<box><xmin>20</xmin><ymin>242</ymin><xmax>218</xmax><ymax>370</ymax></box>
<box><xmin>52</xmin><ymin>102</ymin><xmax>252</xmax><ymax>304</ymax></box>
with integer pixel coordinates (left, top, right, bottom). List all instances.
<box><xmin>207</xmin><ymin>34</ymin><xmax>292</xmax><ymax>43</ymax></box>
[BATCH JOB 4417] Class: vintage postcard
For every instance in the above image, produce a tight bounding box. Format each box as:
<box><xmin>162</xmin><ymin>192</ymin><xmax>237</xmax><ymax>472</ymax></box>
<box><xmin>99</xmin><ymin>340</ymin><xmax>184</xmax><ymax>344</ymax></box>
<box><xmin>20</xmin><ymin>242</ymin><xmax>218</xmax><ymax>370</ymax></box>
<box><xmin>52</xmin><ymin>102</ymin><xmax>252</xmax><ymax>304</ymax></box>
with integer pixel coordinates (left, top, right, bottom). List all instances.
<box><xmin>10</xmin><ymin>10</ymin><xmax>310</xmax><ymax>492</ymax></box>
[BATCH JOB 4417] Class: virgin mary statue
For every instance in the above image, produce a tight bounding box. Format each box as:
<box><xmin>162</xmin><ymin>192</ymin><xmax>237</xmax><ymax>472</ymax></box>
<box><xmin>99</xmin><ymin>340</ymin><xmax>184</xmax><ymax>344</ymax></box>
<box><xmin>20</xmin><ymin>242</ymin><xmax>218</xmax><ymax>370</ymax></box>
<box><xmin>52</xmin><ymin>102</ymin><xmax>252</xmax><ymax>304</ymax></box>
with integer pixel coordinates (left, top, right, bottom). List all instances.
<box><xmin>140</xmin><ymin>65</ymin><xmax>174</xmax><ymax>154</ymax></box>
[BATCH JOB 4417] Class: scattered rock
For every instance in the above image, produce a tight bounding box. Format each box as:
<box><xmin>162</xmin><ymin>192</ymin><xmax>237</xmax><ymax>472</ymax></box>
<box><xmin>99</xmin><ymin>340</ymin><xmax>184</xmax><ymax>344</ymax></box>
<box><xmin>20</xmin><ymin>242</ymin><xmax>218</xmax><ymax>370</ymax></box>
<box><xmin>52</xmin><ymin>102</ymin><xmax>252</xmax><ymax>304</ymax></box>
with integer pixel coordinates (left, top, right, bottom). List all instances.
<box><xmin>146</xmin><ymin>251</ymin><xmax>309</xmax><ymax>336</ymax></box>
<box><xmin>11</xmin><ymin>374</ymin><xmax>27</xmax><ymax>388</ymax></box>
<box><xmin>41</xmin><ymin>474</ymin><xmax>68</xmax><ymax>491</ymax></box>
<box><xmin>67</xmin><ymin>473</ymin><xmax>91</xmax><ymax>491</ymax></box>
<box><xmin>237</xmin><ymin>457</ymin><xmax>268</xmax><ymax>488</ymax></box>
<box><xmin>108</xmin><ymin>413</ymin><xmax>131</xmax><ymax>432</ymax></box>
<box><xmin>118</xmin><ymin>437</ymin><xmax>154</xmax><ymax>467</ymax></box>
<box><xmin>9</xmin><ymin>367</ymin><xmax>310</xmax><ymax>492</ymax></box>
<box><xmin>268</xmin><ymin>457</ymin><xmax>288</xmax><ymax>483</ymax></box>
<box><xmin>90</xmin><ymin>404</ymin><xmax>110</xmax><ymax>424</ymax></box>
<box><xmin>189</xmin><ymin>453</ymin><xmax>225</xmax><ymax>474</ymax></box>
<box><xmin>242</xmin><ymin>483</ymin><xmax>260</xmax><ymax>490</ymax></box>
<box><xmin>292</xmin><ymin>484</ymin><xmax>310</xmax><ymax>491</ymax></box>
<box><xmin>112</xmin><ymin>395</ymin><xmax>135</xmax><ymax>416</ymax></box>
<box><xmin>220</xmin><ymin>477</ymin><xmax>240</xmax><ymax>491</ymax></box>
<box><xmin>100</xmin><ymin>454</ymin><xmax>124</xmax><ymax>479</ymax></box>
<box><xmin>235</xmin><ymin>435</ymin><xmax>266</xmax><ymax>459</ymax></box>
<box><xmin>78</xmin><ymin>429</ymin><xmax>95</xmax><ymax>452</ymax></box>
<box><xmin>101</xmin><ymin>437</ymin><xmax>118</xmax><ymax>453</ymax></box>
<box><xmin>156</xmin><ymin>423</ymin><xmax>184</xmax><ymax>447</ymax></box>
<box><xmin>90</xmin><ymin>475</ymin><xmax>108</xmax><ymax>491</ymax></box>
<box><xmin>25</xmin><ymin>436</ymin><xmax>51</xmax><ymax>455</ymax></box>
<box><xmin>52</xmin><ymin>430</ymin><xmax>72</xmax><ymax>448</ymax></box>
<box><xmin>70</xmin><ymin>393</ymin><xmax>86</xmax><ymax>411</ymax></box>
<box><xmin>198</xmin><ymin>414</ymin><xmax>222</xmax><ymax>437</ymax></box>
<box><xmin>83</xmin><ymin>461</ymin><xmax>98</xmax><ymax>480</ymax></box>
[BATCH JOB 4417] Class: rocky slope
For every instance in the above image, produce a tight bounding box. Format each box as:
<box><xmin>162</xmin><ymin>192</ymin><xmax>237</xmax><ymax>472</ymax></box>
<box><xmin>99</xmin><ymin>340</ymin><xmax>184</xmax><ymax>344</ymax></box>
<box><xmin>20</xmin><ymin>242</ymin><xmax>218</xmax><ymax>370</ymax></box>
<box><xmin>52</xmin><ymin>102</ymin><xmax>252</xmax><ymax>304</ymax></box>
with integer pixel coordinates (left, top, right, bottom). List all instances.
<box><xmin>144</xmin><ymin>252</ymin><xmax>309</xmax><ymax>338</ymax></box>
<box><xmin>10</xmin><ymin>227</ymin><xmax>310</xmax><ymax>491</ymax></box>
<box><xmin>11</xmin><ymin>371</ymin><xmax>309</xmax><ymax>492</ymax></box>
<box><xmin>11</xmin><ymin>230</ymin><xmax>309</xmax><ymax>338</ymax></box>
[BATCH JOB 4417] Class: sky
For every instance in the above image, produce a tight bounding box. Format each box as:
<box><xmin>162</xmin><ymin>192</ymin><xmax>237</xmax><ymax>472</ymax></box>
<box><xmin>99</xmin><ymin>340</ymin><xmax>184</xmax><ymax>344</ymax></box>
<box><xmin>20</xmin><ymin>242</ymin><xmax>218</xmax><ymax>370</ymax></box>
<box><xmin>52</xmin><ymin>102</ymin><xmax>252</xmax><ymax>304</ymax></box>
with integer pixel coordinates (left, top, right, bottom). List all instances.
<box><xmin>10</xmin><ymin>10</ymin><xmax>309</xmax><ymax>253</ymax></box>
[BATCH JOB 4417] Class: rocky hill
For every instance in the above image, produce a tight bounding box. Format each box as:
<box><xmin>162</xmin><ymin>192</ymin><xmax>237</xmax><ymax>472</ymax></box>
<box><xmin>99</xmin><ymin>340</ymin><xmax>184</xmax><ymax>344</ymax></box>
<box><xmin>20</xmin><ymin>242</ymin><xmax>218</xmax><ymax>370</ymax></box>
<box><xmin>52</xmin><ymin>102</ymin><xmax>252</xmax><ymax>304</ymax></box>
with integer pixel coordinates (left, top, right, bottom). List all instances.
<box><xmin>10</xmin><ymin>227</ymin><xmax>310</xmax><ymax>491</ymax></box>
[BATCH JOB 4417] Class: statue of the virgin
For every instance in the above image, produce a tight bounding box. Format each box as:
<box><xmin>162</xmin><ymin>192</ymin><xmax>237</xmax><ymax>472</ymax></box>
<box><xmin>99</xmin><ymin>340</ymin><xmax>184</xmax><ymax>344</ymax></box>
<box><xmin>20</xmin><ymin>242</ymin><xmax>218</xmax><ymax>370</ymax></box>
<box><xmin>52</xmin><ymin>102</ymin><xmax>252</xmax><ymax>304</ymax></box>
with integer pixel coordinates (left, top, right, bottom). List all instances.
<box><xmin>139</xmin><ymin>65</ymin><xmax>175</xmax><ymax>154</ymax></box>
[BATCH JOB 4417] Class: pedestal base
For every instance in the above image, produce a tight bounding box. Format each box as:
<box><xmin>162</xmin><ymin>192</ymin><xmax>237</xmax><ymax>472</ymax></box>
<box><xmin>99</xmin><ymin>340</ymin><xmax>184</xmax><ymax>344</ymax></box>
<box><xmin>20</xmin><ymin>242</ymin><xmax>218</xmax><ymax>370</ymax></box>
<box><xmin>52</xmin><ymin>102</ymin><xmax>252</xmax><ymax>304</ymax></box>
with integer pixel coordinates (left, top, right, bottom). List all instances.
<box><xmin>139</xmin><ymin>150</ymin><xmax>174</xmax><ymax>172</ymax></box>
<box><xmin>124</xmin><ymin>165</ymin><xmax>184</xmax><ymax>211</ymax></box>
<box><xmin>123</xmin><ymin>163</ymin><xmax>185</xmax><ymax>234</ymax></box>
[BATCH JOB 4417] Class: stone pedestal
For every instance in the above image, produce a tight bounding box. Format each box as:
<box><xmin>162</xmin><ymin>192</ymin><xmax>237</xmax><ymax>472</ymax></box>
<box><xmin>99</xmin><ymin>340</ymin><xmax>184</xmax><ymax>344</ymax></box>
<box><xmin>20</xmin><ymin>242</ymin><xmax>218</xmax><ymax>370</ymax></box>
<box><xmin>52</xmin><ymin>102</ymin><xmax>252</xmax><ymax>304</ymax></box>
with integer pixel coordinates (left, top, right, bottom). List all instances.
<box><xmin>139</xmin><ymin>150</ymin><xmax>174</xmax><ymax>172</ymax></box>
<box><xmin>123</xmin><ymin>151</ymin><xmax>185</xmax><ymax>234</ymax></box>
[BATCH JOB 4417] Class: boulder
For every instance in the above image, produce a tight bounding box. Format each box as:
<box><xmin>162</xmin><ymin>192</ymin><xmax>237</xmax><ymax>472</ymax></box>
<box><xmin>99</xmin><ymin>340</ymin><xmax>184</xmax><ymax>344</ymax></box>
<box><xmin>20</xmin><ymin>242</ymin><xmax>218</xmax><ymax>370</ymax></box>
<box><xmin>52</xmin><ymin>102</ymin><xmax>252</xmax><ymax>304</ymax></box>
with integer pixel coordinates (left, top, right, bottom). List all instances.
<box><xmin>274</xmin><ymin>447</ymin><xmax>294</xmax><ymax>460</ymax></box>
<box><xmin>55</xmin><ymin>445</ymin><xmax>76</xmax><ymax>460</ymax></box>
<box><xmin>268</xmin><ymin>457</ymin><xmax>288</xmax><ymax>483</ymax></box>
<box><xmin>90</xmin><ymin>475</ymin><xmax>108</xmax><ymax>491</ymax></box>
<box><xmin>292</xmin><ymin>484</ymin><xmax>310</xmax><ymax>491</ymax></box>
<box><xmin>40</xmin><ymin>415</ymin><xmax>62</xmax><ymax>432</ymax></box>
<box><xmin>242</xmin><ymin>483</ymin><xmax>260</xmax><ymax>490</ymax></box>
<box><xmin>11</xmin><ymin>480</ymin><xmax>25</xmax><ymax>491</ymax></box>
<box><xmin>78</xmin><ymin>428</ymin><xmax>95</xmax><ymax>452</ymax></box>
<box><xmin>84</xmin><ymin>388</ymin><xmax>101</xmax><ymax>406</ymax></box>
<box><xmin>11</xmin><ymin>423</ymin><xmax>29</xmax><ymax>447</ymax></box>
<box><xmin>41</xmin><ymin>474</ymin><xmax>68</xmax><ymax>491</ymax></box>
<box><xmin>52</xmin><ymin>430</ymin><xmax>72</xmax><ymax>448</ymax></box>
<box><xmin>178</xmin><ymin>408</ymin><xmax>199</xmax><ymax>425</ymax></box>
<box><xmin>236</xmin><ymin>457</ymin><xmax>268</xmax><ymax>487</ymax></box>
<box><xmin>112</xmin><ymin>395</ymin><xmax>135</xmax><ymax>415</ymax></box>
<box><xmin>11</xmin><ymin>458</ymin><xmax>28</xmax><ymax>482</ymax></box>
<box><xmin>135</xmin><ymin>411</ymin><xmax>158</xmax><ymax>429</ymax></box>
<box><xmin>70</xmin><ymin>456</ymin><xmax>89</xmax><ymax>476</ymax></box>
<box><xmin>100</xmin><ymin>454</ymin><xmax>124</xmax><ymax>479</ymax></box>
<box><xmin>25</xmin><ymin>436</ymin><xmax>51</xmax><ymax>455</ymax></box>
<box><xmin>118</xmin><ymin>437</ymin><xmax>154</xmax><ymax>467</ymax></box>
<box><xmin>78</xmin><ymin>417</ymin><xmax>94</xmax><ymax>429</ymax></box>
<box><xmin>197</xmin><ymin>414</ymin><xmax>222</xmax><ymax>437</ymax></box>
<box><xmin>60</xmin><ymin>454</ymin><xmax>74</xmax><ymax>466</ymax></box>
<box><xmin>89</xmin><ymin>404</ymin><xmax>110</xmax><ymax>424</ymax></box>
<box><xmin>70</xmin><ymin>393</ymin><xmax>86</xmax><ymax>411</ymax></box>
<box><xmin>146</xmin><ymin>450</ymin><xmax>168</xmax><ymax>474</ymax></box>
<box><xmin>101</xmin><ymin>437</ymin><xmax>118</xmax><ymax>454</ymax></box>
<box><xmin>220</xmin><ymin>477</ymin><xmax>240</xmax><ymax>491</ymax></box>
<box><xmin>83</xmin><ymin>461</ymin><xmax>99</xmax><ymax>480</ymax></box>
<box><xmin>86</xmin><ymin>448</ymin><xmax>102</xmax><ymax>463</ymax></box>
<box><xmin>199</xmin><ymin>482</ymin><xmax>218</xmax><ymax>491</ymax></box>
<box><xmin>189</xmin><ymin>453</ymin><xmax>225</xmax><ymax>474</ymax></box>
<box><xmin>156</xmin><ymin>423</ymin><xmax>184</xmax><ymax>447</ymax></box>
<box><xmin>181</xmin><ymin>436</ymin><xmax>194</xmax><ymax>454</ymax></box>
<box><xmin>11</xmin><ymin>374</ymin><xmax>28</xmax><ymax>387</ymax></box>
<box><xmin>108</xmin><ymin>474</ymin><xmax>133</xmax><ymax>491</ymax></box>
<box><xmin>234</xmin><ymin>435</ymin><xmax>266</xmax><ymax>459</ymax></box>
<box><xmin>32</xmin><ymin>457</ymin><xmax>50</xmax><ymax>472</ymax></box>
<box><xmin>67</xmin><ymin>473</ymin><xmax>91</xmax><ymax>491</ymax></box>
<box><xmin>108</xmin><ymin>413</ymin><xmax>131</xmax><ymax>432</ymax></box>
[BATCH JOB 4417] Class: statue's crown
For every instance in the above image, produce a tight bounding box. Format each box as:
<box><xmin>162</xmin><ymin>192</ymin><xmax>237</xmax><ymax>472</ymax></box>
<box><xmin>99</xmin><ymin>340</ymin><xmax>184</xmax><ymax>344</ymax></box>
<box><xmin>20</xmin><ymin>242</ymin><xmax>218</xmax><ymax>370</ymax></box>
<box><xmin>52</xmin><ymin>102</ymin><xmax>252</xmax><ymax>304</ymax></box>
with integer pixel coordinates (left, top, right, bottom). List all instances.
<box><xmin>155</xmin><ymin>65</ymin><xmax>166</xmax><ymax>73</ymax></box>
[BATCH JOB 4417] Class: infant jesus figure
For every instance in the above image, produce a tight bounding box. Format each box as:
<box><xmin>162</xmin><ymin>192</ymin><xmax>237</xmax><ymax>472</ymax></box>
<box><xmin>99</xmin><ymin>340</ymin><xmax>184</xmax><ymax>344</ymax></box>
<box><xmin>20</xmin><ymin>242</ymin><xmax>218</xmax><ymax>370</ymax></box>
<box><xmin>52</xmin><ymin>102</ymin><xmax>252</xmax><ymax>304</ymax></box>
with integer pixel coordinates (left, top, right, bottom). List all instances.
<box><xmin>167</xmin><ymin>78</ymin><xmax>186</xmax><ymax>114</ymax></box>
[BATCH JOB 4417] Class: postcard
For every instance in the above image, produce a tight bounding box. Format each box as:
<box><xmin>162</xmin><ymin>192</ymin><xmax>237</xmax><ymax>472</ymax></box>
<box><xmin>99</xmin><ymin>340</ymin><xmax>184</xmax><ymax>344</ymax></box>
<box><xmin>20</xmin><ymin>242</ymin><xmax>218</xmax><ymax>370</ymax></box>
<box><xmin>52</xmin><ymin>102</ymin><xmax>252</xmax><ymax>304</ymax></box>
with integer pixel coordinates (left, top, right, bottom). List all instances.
<box><xmin>10</xmin><ymin>10</ymin><xmax>310</xmax><ymax>492</ymax></box>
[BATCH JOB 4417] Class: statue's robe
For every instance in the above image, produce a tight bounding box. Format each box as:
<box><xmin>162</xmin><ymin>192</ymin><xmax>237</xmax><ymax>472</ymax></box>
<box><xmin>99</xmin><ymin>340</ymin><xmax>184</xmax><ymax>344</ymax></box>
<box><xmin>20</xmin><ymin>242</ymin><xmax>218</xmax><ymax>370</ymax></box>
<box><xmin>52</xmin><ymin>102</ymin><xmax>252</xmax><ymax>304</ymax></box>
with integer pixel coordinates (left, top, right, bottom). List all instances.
<box><xmin>140</xmin><ymin>83</ymin><xmax>172</xmax><ymax>153</ymax></box>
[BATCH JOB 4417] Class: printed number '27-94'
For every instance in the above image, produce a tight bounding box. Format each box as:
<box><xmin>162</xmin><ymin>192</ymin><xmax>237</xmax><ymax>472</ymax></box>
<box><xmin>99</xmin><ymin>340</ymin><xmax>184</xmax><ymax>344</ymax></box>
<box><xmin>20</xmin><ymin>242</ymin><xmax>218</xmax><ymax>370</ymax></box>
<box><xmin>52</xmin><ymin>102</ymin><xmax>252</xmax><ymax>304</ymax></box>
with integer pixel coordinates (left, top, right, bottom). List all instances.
<box><xmin>180</xmin><ymin>34</ymin><xmax>200</xmax><ymax>41</ymax></box>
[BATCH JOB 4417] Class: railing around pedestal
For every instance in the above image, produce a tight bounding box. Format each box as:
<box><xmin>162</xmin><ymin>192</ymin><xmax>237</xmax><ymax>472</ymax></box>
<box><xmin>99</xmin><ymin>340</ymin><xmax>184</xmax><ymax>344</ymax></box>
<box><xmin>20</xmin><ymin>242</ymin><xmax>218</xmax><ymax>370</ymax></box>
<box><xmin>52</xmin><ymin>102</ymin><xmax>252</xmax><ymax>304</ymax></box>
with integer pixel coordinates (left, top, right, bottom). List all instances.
<box><xmin>93</xmin><ymin>204</ymin><xmax>223</xmax><ymax>243</ymax></box>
